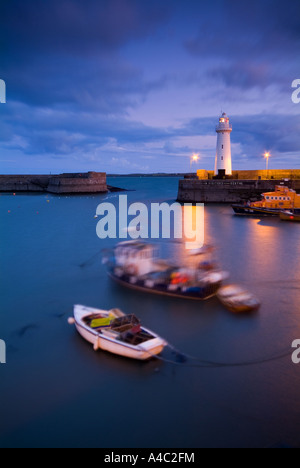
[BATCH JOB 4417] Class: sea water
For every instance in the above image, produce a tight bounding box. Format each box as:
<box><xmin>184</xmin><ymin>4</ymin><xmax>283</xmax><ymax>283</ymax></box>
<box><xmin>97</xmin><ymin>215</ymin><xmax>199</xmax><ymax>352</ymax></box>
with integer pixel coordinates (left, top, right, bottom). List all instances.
<box><xmin>0</xmin><ymin>177</ymin><xmax>300</xmax><ymax>448</ymax></box>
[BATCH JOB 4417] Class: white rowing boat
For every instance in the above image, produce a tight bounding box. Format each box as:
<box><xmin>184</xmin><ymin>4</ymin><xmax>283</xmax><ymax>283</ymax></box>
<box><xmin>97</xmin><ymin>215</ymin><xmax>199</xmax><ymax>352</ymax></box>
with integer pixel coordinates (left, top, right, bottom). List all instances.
<box><xmin>68</xmin><ymin>305</ymin><xmax>167</xmax><ymax>361</ymax></box>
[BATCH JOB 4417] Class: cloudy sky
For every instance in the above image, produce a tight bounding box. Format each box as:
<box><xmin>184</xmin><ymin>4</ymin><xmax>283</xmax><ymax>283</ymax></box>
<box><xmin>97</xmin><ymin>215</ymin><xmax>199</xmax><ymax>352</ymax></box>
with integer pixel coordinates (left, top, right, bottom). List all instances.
<box><xmin>0</xmin><ymin>0</ymin><xmax>299</xmax><ymax>174</ymax></box>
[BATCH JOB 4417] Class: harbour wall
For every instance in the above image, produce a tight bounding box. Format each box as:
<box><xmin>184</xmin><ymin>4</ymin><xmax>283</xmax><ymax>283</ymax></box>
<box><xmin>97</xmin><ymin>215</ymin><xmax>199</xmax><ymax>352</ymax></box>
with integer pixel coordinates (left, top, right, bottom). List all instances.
<box><xmin>197</xmin><ymin>169</ymin><xmax>300</xmax><ymax>180</ymax></box>
<box><xmin>0</xmin><ymin>172</ymin><xmax>108</xmax><ymax>194</ymax></box>
<box><xmin>177</xmin><ymin>179</ymin><xmax>300</xmax><ymax>203</ymax></box>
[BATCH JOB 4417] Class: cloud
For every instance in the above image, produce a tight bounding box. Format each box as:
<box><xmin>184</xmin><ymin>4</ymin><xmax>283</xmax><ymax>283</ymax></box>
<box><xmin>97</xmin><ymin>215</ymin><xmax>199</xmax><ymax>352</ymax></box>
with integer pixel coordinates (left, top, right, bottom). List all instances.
<box><xmin>111</xmin><ymin>156</ymin><xmax>149</xmax><ymax>172</ymax></box>
<box><xmin>3</xmin><ymin>56</ymin><xmax>169</xmax><ymax>114</ymax></box>
<box><xmin>0</xmin><ymin>0</ymin><xmax>173</xmax><ymax>115</ymax></box>
<box><xmin>184</xmin><ymin>0</ymin><xmax>300</xmax><ymax>92</ymax></box>
<box><xmin>233</xmin><ymin>114</ymin><xmax>300</xmax><ymax>159</ymax></box>
<box><xmin>0</xmin><ymin>100</ymin><xmax>172</xmax><ymax>158</ymax></box>
<box><xmin>184</xmin><ymin>0</ymin><xmax>300</xmax><ymax>59</ymax></box>
<box><xmin>208</xmin><ymin>63</ymin><xmax>272</xmax><ymax>90</ymax></box>
<box><xmin>0</xmin><ymin>0</ymin><xmax>172</xmax><ymax>57</ymax></box>
<box><xmin>180</xmin><ymin>113</ymin><xmax>300</xmax><ymax>163</ymax></box>
<box><xmin>2</xmin><ymin>95</ymin><xmax>300</xmax><ymax>172</ymax></box>
<box><xmin>0</xmin><ymin>0</ymin><xmax>299</xmax><ymax>173</ymax></box>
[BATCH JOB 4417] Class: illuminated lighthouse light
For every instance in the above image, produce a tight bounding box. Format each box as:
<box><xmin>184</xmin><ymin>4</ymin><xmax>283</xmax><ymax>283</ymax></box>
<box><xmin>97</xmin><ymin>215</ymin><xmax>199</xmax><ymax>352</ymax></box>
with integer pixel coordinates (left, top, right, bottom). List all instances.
<box><xmin>214</xmin><ymin>112</ymin><xmax>233</xmax><ymax>176</ymax></box>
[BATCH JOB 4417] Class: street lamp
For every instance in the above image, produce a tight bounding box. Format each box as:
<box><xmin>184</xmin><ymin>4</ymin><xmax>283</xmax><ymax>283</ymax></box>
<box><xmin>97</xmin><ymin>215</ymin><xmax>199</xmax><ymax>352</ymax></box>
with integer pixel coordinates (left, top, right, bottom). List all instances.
<box><xmin>190</xmin><ymin>153</ymin><xmax>199</xmax><ymax>173</ymax></box>
<box><xmin>264</xmin><ymin>152</ymin><xmax>270</xmax><ymax>178</ymax></box>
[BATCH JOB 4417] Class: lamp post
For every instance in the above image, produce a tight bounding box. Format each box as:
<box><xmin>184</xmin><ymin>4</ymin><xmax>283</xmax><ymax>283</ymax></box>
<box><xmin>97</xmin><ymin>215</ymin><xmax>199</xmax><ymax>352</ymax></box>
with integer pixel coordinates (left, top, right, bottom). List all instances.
<box><xmin>264</xmin><ymin>152</ymin><xmax>270</xmax><ymax>179</ymax></box>
<box><xmin>190</xmin><ymin>153</ymin><xmax>199</xmax><ymax>173</ymax></box>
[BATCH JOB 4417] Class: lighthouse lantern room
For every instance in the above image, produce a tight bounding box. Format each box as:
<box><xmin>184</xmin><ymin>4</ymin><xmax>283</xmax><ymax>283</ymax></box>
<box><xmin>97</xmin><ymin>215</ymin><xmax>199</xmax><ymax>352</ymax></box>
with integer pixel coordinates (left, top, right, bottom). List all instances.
<box><xmin>214</xmin><ymin>112</ymin><xmax>232</xmax><ymax>176</ymax></box>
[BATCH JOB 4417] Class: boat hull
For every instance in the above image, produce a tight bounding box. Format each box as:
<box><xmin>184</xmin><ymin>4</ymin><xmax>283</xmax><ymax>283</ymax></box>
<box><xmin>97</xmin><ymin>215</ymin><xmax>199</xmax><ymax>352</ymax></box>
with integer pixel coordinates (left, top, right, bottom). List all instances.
<box><xmin>232</xmin><ymin>205</ymin><xmax>281</xmax><ymax>216</ymax></box>
<box><xmin>280</xmin><ymin>212</ymin><xmax>300</xmax><ymax>222</ymax></box>
<box><xmin>233</xmin><ymin>205</ymin><xmax>300</xmax><ymax>217</ymax></box>
<box><xmin>218</xmin><ymin>299</ymin><xmax>260</xmax><ymax>314</ymax></box>
<box><xmin>109</xmin><ymin>270</ymin><xmax>223</xmax><ymax>301</ymax></box>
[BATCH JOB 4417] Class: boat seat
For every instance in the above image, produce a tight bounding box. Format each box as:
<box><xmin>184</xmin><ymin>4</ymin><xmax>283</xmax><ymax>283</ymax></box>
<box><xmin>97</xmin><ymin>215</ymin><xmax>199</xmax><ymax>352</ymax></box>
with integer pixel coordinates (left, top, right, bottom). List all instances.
<box><xmin>101</xmin><ymin>329</ymin><xmax>120</xmax><ymax>339</ymax></box>
<box><xmin>111</xmin><ymin>324</ymin><xmax>134</xmax><ymax>333</ymax></box>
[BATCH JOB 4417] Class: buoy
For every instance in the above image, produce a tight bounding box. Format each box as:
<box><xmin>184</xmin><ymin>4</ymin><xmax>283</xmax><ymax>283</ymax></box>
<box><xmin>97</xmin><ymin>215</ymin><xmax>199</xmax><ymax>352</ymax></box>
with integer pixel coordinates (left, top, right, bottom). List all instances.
<box><xmin>47</xmin><ymin>200</ymin><xmax>50</xmax><ymax>203</ymax></box>
<box><xmin>8</xmin><ymin>210</ymin><xmax>11</xmax><ymax>213</ymax></box>
<box><xmin>13</xmin><ymin>193</ymin><xmax>16</xmax><ymax>196</ymax></box>
<box><xmin>68</xmin><ymin>317</ymin><xmax>76</xmax><ymax>325</ymax></box>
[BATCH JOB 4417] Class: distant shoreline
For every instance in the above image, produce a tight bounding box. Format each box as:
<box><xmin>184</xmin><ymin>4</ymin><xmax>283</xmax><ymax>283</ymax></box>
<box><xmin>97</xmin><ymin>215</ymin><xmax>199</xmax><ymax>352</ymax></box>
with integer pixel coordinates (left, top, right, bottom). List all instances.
<box><xmin>108</xmin><ymin>173</ymin><xmax>186</xmax><ymax>177</ymax></box>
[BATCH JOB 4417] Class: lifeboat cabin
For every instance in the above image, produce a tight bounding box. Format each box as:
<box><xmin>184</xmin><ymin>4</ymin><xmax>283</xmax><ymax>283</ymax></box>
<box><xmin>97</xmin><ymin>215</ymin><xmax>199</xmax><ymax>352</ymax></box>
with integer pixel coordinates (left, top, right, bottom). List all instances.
<box><xmin>251</xmin><ymin>186</ymin><xmax>300</xmax><ymax>211</ymax></box>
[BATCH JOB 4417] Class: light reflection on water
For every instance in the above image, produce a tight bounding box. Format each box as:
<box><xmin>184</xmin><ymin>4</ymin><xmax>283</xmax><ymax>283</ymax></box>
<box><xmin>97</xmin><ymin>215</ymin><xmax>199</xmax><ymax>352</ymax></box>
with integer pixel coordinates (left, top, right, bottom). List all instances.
<box><xmin>0</xmin><ymin>177</ymin><xmax>300</xmax><ymax>448</ymax></box>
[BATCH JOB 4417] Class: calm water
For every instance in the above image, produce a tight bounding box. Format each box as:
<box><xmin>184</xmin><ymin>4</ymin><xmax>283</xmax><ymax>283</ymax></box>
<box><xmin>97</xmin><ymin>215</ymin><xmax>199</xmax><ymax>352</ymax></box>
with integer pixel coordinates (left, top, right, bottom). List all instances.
<box><xmin>0</xmin><ymin>177</ymin><xmax>300</xmax><ymax>448</ymax></box>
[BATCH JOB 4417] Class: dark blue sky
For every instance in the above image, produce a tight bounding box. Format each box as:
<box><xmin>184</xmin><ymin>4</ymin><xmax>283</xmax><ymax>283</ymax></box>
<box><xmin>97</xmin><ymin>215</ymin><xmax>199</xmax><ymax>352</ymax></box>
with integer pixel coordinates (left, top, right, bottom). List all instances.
<box><xmin>0</xmin><ymin>0</ymin><xmax>299</xmax><ymax>174</ymax></box>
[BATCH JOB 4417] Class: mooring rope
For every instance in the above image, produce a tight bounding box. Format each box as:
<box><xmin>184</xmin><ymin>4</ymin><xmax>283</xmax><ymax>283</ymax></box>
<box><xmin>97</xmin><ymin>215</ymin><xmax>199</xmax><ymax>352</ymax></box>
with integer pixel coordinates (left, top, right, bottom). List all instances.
<box><xmin>79</xmin><ymin>250</ymin><xmax>103</xmax><ymax>268</ymax></box>
<box><xmin>142</xmin><ymin>342</ymin><xmax>293</xmax><ymax>369</ymax></box>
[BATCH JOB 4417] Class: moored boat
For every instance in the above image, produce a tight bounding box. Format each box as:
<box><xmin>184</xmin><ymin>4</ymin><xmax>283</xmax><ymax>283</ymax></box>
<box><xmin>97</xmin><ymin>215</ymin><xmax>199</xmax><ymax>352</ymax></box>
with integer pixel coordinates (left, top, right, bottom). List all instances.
<box><xmin>69</xmin><ymin>305</ymin><xmax>167</xmax><ymax>360</ymax></box>
<box><xmin>280</xmin><ymin>211</ymin><xmax>300</xmax><ymax>222</ymax></box>
<box><xmin>232</xmin><ymin>206</ymin><xmax>282</xmax><ymax>216</ymax></box>
<box><xmin>103</xmin><ymin>241</ymin><xmax>228</xmax><ymax>301</ymax></box>
<box><xmin>217</xmin><ymin>284</ymin><xmax>261</xmax><ymax>314</ymax></box>
<box><xmin>232</xmin><ymin>185</ymin><xmax>300</xmax><ymax>216</ymax></box>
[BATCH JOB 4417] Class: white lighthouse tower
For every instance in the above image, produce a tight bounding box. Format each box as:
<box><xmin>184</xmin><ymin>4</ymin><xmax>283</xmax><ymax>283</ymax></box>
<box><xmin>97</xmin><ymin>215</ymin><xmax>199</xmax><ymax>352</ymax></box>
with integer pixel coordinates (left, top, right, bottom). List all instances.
<box><xmin>214</xmin><ymin>112</ymin><xmax>232</xmax><ymax>176</ymax></box>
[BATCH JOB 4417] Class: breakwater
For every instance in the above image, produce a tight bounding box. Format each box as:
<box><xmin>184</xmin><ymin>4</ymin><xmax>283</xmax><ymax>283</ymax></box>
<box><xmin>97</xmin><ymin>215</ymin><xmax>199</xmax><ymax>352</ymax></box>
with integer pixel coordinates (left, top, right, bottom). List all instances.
<box><xmin>197</xmin><ymin>169</ymin><xmax>300</xmax><ymax>180</ymax></box>
<box><xmin>177</xmin><ymin>179</ymin><xmax>300</xmax><ymax>203</ymax></box>
<box><xmin>0</xmin><ymin>172</ymin><xmax>107</xmax><ymax>194</ymax></box>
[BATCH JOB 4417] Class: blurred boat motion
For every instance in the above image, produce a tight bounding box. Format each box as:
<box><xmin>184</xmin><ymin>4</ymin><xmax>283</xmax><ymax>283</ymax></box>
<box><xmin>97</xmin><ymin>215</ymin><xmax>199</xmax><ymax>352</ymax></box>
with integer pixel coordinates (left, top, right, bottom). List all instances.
<box><xmin>217</xmin><ymin>284</ymin><xmax>261</xmax><ymax>314</ymax></box>
<box><xmin>103</xmin><ymin>241</ymin><xmax>228</xmax><ymax>301</ymax></box>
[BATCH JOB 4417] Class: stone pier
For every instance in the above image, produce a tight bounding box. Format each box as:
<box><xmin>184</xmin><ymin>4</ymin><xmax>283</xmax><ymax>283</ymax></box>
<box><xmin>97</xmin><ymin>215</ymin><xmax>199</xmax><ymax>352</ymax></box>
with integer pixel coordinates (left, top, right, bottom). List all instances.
<box><xmin>0</xmin><ymin>172</ymin><xmax>108</xmax><ymax>194</ymax></box>
<box><xmin>177</xmin><ymin>179</ymin><xmax>300</xmax><ymax>204</ymax></box>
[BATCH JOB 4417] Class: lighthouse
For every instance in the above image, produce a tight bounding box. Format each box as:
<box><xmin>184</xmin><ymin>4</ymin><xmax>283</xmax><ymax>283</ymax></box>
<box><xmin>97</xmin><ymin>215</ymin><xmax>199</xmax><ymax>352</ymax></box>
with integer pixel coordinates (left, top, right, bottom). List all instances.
<box><xmin>214</xmin><ymin>112</ymin><xmax>232</xmax><ymax>176</ymax></box>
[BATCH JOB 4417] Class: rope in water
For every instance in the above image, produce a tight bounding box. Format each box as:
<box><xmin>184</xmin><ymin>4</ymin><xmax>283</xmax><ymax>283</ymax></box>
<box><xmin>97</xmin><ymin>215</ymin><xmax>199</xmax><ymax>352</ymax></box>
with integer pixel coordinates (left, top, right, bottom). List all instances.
<box><xmin>144</xmin><ymin>342</ymin><xmax>293</xmax><ymax>369</ymax></box>
<box><xmin>79</xmin><ymin>250</ymin><xmax>102</xmax><ymax>268</ymax></box>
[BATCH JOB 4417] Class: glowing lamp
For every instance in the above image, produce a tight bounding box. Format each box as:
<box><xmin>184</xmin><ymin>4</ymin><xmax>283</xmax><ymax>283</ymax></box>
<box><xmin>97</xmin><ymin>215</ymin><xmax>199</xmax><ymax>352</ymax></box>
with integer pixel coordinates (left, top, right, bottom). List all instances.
<box><xmin>264</xmin><ymin>152</ymin><xmax>271</xmax><ymax>174</ymax></box>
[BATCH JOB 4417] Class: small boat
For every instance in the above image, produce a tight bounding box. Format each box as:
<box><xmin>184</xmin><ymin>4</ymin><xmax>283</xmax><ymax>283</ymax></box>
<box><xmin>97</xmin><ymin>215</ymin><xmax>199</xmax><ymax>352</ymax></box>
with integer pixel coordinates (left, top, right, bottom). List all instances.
<box><xmin>103</xmin><ymin>241</ymin><xmax>228</xmax><ymax>301</ymax></box>
<box><xmin>280</xmin><ymin>211</ymin><xmax>300</xmax><ymax>222</ymax></box>
<box><xmin>217</xmin><ymin>284</ymin><xmax>261</xmax><ymax>314</ymax></box>
<box><xmin>68</xmin><ymin>305</ymin><xmax>167</xmax><ymax>360</ymax></box>
<box><xmin>232</xmin><ymin>185</ymin><xmax>300</xmax><ymax>216</ymax></box>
